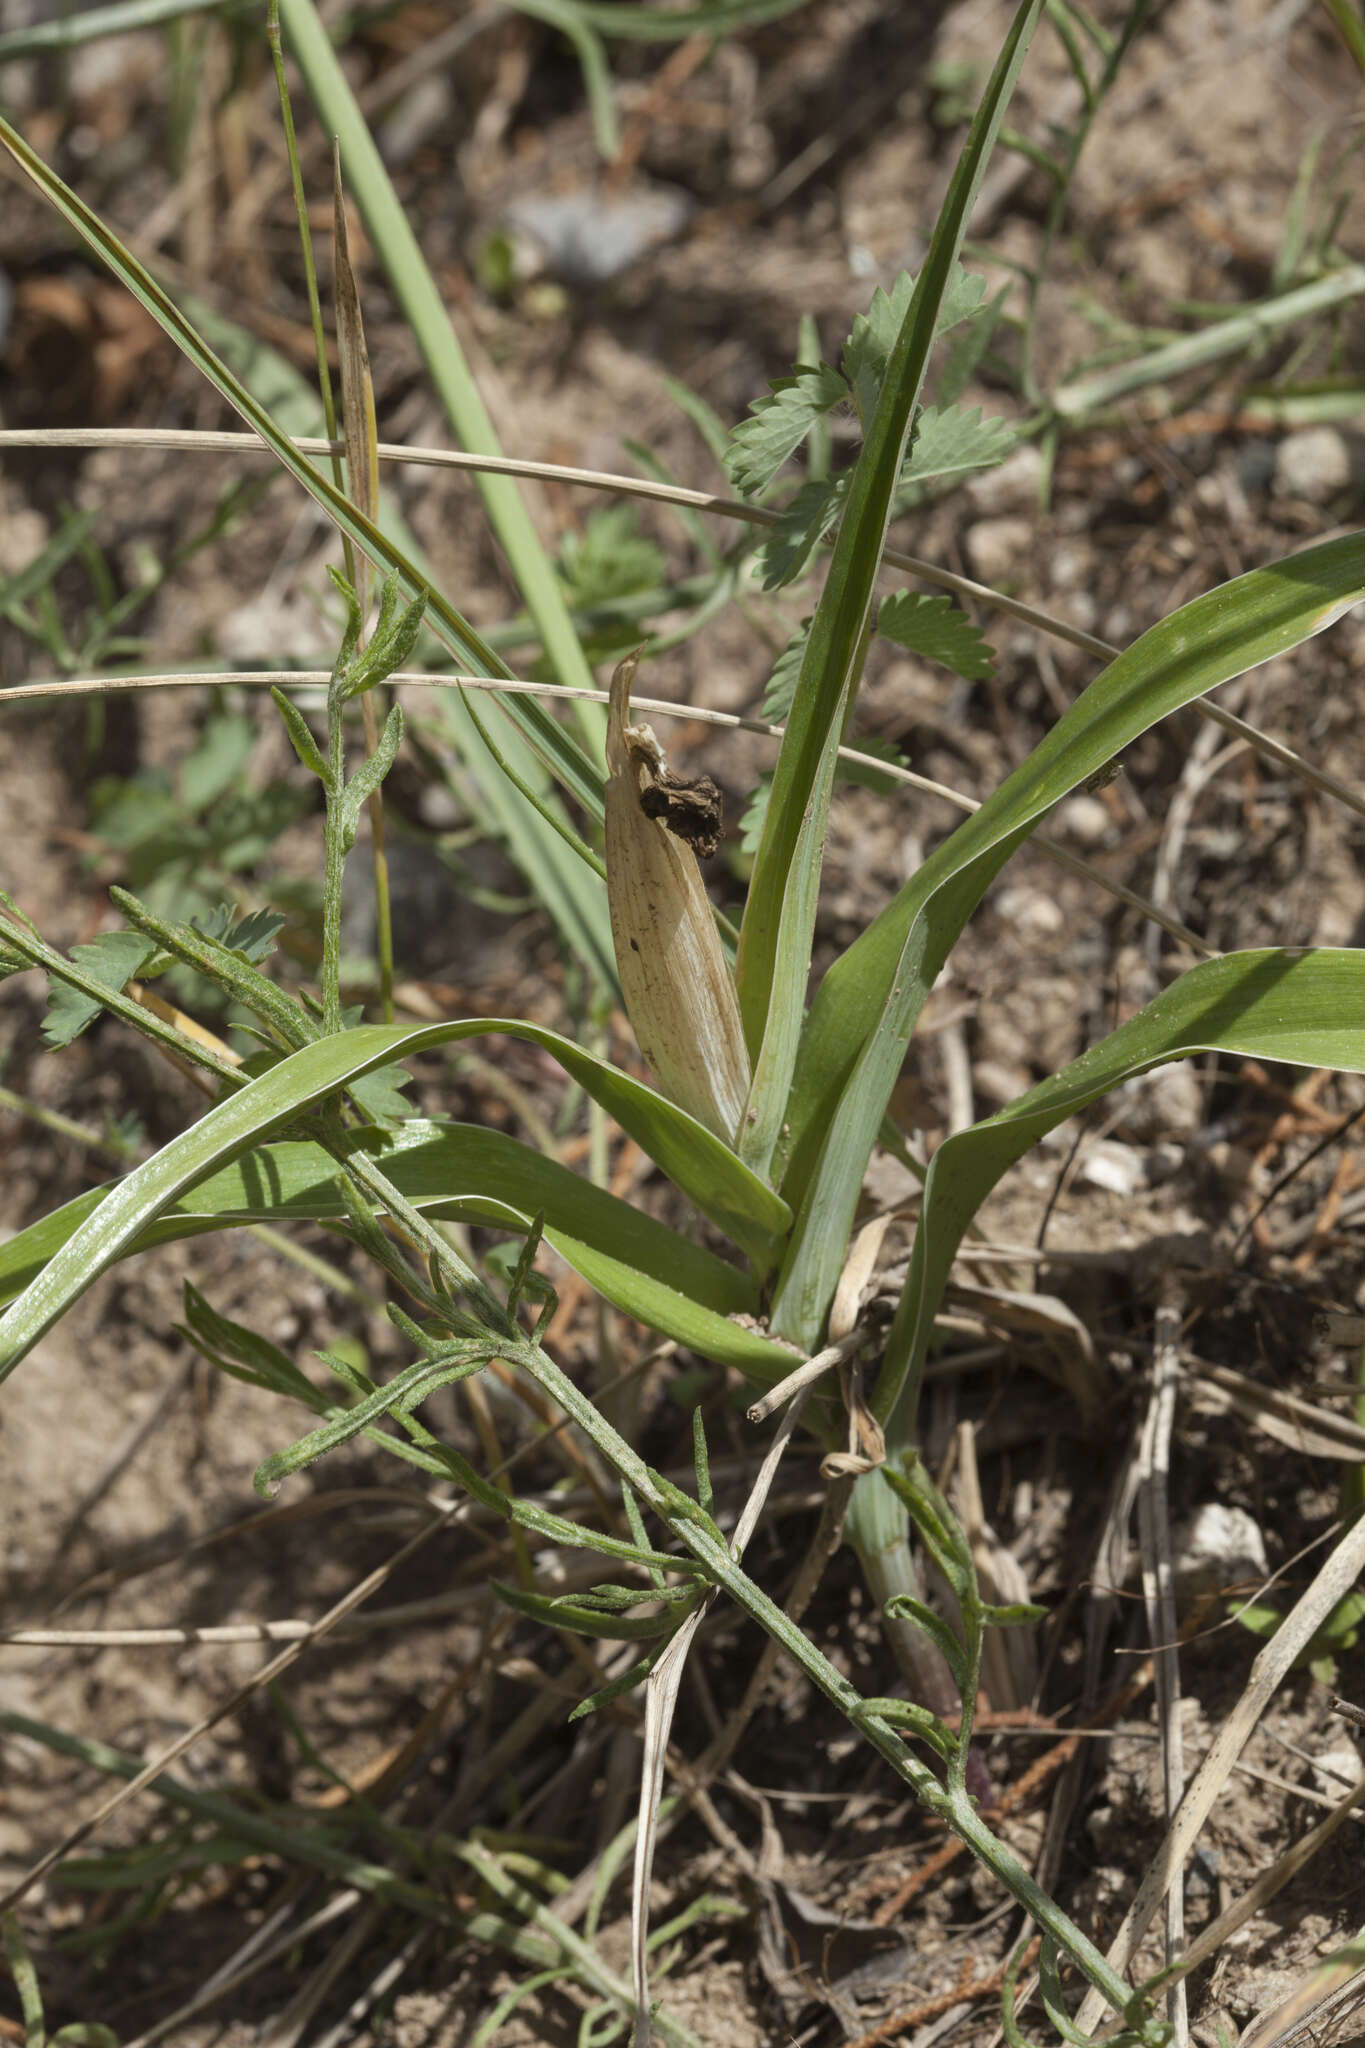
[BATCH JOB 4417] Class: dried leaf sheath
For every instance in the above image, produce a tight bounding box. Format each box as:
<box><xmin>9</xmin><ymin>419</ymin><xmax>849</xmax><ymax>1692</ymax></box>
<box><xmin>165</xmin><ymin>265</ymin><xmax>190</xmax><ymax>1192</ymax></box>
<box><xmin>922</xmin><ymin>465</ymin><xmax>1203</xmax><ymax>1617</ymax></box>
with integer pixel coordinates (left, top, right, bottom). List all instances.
<box><xmin>605</xmin><ymin>654</ymin><xmax>751</xmax><ymax>1146</ymax></box>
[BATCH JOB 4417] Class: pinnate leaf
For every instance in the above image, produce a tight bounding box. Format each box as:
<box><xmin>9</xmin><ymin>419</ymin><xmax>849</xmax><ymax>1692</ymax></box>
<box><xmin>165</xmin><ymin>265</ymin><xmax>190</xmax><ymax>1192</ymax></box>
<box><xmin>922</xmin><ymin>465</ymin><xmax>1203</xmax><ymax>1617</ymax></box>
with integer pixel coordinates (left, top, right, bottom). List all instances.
<box><xmin>761</xmin><ymin>618</ymin><xmax>812</xmax><ymax>721</ymax></box>
<box><xmin>41</xmin><ymin>930</ymin><xmax>155</xmax><ymax>1049</ymax></box>
<box><xmin>843</xmin><ymin>265</ymin><xmax>987</xmax><ymax>418</ymax></box>
<box><xmin>558</xmin><ymin>503</ymin><xmax>665</xmax><ymax>609</ymax></box>
<box><xmin>756</xmin><ymin>474</ymin><xmax>847</xmax><ymax>589</ymax></box>
<box><xmin>190</xmin><ymin>904</ymin><xmax>286</xmax><ymax>965</ymax></box>
<box><xmin>877</xmin><ymin>590</ymin><xmax>995</xmax><ymax>681</ymax></box>
<box><xmin>901</xmin><ymin>402</ymin><xmax>1015</xmax><ymax>486</ymax></box>
<box><xmin>724</xmin><ymin>362</ymin><xmax>849</xmax><ymax>496</ymax></box>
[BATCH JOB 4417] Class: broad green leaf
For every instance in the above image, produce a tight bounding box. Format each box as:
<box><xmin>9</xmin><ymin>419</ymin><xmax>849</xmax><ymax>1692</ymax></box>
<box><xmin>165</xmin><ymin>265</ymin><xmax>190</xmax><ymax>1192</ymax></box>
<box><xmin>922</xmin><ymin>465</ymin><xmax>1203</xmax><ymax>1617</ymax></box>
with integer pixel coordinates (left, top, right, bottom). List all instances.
<box><xmin>877</xmin><ymin>591</ymin><xmax>994</xmax><ymax>682</ymax></box>
<box><xmin>549</xmin><ymin>1227</ymin><xmax>797</xmax><ymax>1383</ymax></box>
<box><xmin>0</xmin><ymin>1024</ymin><xmax>789</xmax><ymax>1377</ymax></box>
<box><xmin>773</xmin><ymin>530</ymin><xmax>1365</xmax><ymax>1346</ymax></box>
<box><xmin>724</xmin><ymin>363</ymin><xmax>849</xmax><ymax>497</ymax></box>
<box><xmin>734</xmin><ymin>0</ymin><xmax>1047</xmax><ymax>1187</ymax></box>
<box><xmin>879</xmin><ymin>948</ymin><xmax>1365</xmax><ymax>1441</ymax></box>
<box><xmin>41</xmin><ymin>930</ymin><xmax>155</xmax><ymax>1049</ymax></box>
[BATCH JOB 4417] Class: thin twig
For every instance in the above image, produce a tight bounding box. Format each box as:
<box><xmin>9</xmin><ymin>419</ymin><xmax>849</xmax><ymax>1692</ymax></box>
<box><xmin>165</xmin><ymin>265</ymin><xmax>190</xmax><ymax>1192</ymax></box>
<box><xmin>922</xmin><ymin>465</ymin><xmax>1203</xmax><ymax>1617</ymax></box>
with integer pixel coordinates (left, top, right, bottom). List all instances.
<box><xmin>1</xmin><ymin>668</ymin><xmax>1216</xmax><ymax>958</ymax></box>
<box><xmin>5</xmin><ymin>426</ymin><xmax>1363</xmax><ymax>836</ymax></box>
<box><xmin>1138</xmin><ymin>1288</ymin><xmax>1187</xmax><ymax>2048</ymax></box>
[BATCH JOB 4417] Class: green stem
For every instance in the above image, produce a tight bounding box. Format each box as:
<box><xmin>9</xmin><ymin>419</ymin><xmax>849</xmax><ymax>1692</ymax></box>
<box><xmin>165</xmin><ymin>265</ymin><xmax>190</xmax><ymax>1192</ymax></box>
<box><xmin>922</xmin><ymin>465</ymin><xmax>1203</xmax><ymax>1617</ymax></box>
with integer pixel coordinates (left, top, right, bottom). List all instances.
<box><xmin>322</xmin><ymin>677</ymin><xmax>349</xmax><ymax>1036</ymax></box>
<box><xmin>340</xmin><ymin>1142</ymin><xmax>1150</xmax><ymax>2033</ymax></box>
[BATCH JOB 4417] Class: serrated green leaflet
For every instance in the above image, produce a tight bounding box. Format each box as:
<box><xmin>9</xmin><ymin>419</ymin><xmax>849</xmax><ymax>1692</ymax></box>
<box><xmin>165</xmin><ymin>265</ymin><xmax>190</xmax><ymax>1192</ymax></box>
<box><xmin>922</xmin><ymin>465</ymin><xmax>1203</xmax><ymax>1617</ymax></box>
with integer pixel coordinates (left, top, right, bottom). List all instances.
<box><xmin>877</xmin><ymin>591</ymin><xmax>994</xmax><ymax>681</ymax></box>
<box><xmin>733</xmin><ymin>0</ymin><xmax>1047</xmax><ymax>1185</ymax></box>
<box><xmin>900</xmin><ymin>403</ymin><xmax>1015</xmax><ymax>486</ymax></box>
<box><xmin>724</xmin><ymin>363</ymin><xmax>849</xmax><ymax>496</ymax></box>
<box><xmin>771</xmin><ymin>529</ymin><xmax>1365</xmax><ymax>1345</ymax></box>
<box><xmin>0</xmin><ymin>1023</ymin><xmax>789</xmax><ymax>1379</ymax></box>
<box><xmin>877</xmin><ymin>947</ymin><xmax>1365</xmax><ymax>1442</ymax></box>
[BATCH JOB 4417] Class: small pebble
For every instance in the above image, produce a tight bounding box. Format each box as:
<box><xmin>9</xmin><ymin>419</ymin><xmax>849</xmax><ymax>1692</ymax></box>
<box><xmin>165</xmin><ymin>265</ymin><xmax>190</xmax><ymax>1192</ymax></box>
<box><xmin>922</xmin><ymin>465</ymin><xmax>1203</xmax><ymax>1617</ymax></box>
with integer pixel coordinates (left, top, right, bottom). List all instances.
<box><xmin>1273</xmin><ymin>426</ymin><xmax>1351</xmax><ymax>504</ymax></box>
<box><xmin>966</xmin><ymin>514</ymin><xmax>1034</xmax><ymax>585</ymax></box>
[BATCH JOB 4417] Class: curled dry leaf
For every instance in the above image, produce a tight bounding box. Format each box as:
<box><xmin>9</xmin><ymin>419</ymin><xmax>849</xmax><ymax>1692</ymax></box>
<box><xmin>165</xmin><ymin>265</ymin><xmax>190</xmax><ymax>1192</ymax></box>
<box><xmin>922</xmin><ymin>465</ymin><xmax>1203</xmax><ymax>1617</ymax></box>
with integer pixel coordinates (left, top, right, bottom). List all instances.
<box><xmin>605</xmin><ymin>652</ymin><xmax>751</xmax><ymax>1145</ymax></box>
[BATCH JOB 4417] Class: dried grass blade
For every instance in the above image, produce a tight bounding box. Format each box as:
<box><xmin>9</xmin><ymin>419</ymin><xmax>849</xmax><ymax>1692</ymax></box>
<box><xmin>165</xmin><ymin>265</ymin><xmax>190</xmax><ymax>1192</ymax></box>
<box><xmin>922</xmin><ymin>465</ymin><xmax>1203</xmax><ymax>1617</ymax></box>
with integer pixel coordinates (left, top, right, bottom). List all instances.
<box><xmin>1073</xmin><ymin>1508</ymin><xmax>1365</xmax><ymax>2033</ymax></box>
<box><xmin>1138</xmin><ymin>1292</ymin><xmax>1186</xmax><ymax>2047</ymax></box>
<box><xmin>630</xmin><ymin>1392</ymin><xmax>811</xmax><ymax>2043</ymax></box>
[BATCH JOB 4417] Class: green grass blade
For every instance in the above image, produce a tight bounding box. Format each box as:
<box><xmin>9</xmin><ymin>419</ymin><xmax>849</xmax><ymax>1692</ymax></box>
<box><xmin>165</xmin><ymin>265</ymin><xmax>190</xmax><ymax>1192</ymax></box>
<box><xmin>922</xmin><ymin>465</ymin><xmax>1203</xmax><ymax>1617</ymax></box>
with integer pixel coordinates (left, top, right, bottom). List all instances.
<box><xmin>0</xmin><ymin>1020</ymin><xmax>790</xmax><ymax>1377</ymax></box>
<box><xmin>513</xmin><ymin>0</ymin><xmax>619</xmax><ymax>158</ymax></box>
<box><xmin>733</xmin><ymin>0</ymin><xmax>1046</xmax><ymax>1182</ymax></box>
<box><xmin>878</xmin><ymin>947</ymin><xmax>1365</xmax><ymax>1444</ymax></box>
<box><xmin>514</xmin><ymin>0</ymin><xmax>813</xmax><ymax>35</ymax></box>
<box><xmin>0</xmin><ymin>115</ymin><xmax>617</xmax><ymax>983</ymax></box>
<box><xmin>275</xmin><ymin>0</ymin><xmax>601</xmax><ymax>731</ymax></box>
<box><xmin>772</xmin><ymin>530</ymin><xmax>1365</xmax><ymax>1344</ymax></box>
<box><xmin>1053</xmin><ymin>263</ymin><xmax>1365</xmax><ymax>419</ymax></box>
<box><xmin>0</xmin><ymin>1122</ymin><xmax>810</xmax><ymax>1377</ymax></box>
<box><xmin>0</xmin><ymin>1121</ymin><xmax>753</xmax><ymax>1315</ymax></box>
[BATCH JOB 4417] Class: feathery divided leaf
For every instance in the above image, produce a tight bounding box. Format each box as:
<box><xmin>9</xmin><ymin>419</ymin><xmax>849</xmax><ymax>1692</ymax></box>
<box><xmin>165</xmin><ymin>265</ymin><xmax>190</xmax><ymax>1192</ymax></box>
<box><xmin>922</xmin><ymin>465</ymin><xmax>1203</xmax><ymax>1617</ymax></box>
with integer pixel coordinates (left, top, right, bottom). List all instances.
<box><xmin>272</xmin><ymin>687</ymin><xmax>329</xmax><ymax>784</ymax></box>
<box><xmin>340</xmin><ymin>702</ymin><xmax>404</xmax><ymax>847</ymax></box>
<box><xmin>557</xmin><ymin>504</ymin><xmax>666</xmax><ymax>610</ymax></box>
<box><xmin>179</xmin><ymin>1280</ymin><xmax>327</xmax><ymax>1409</ymax></box>
<box><xmin>491</xmin><ymin>1579</ymin><xmax>693</xmax><ymax>1642</ymax></box>
<box><xmin>254</xmin><ymin>1342</ymin><xmax>495</xmax><ymax>1496</ymax></box>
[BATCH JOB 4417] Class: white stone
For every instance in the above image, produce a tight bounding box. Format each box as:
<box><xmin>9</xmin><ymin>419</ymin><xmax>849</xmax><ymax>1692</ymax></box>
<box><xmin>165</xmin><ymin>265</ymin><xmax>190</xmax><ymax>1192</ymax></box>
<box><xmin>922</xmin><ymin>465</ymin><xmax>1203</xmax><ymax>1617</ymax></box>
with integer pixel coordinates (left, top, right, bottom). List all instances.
<box><xmin>1173</xmin><ymin>1504</ymin><xmax>1268</xmax><ymax>1596</ymax></box>
<box><xmin>1273</xmin><ymin>426</ymin><xmax>1351</xmax><ymax>504</ymax></box>
<box><xmin>966</xmin><ymin>514</ymin><xmax>1034</xmax><ymax>585</ymax></box>
<box><xmin>1078</xmin><ymin>1142</ymin><xmax>1143</xmax><ymax>1197</ymax></box>
<box><xmin>964</xmin><ymin>444</ymin><xmax>1044</xmax><ymax>517</ymax></box>
<box><xmin>1054</xmin><ymin>794</ymin><xmax>1112</xmax><ymax>847</ymax></box>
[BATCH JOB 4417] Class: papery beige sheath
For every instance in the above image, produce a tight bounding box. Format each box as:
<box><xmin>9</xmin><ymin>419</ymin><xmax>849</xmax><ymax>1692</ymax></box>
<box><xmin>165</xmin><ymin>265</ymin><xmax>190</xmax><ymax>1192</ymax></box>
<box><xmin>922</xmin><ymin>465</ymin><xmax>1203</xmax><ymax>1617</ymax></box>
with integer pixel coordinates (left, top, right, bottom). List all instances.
<box><xmin>604</xmin><ymin>653</ymin><xmax>751</xmax><ymax>1145</ymax></box>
